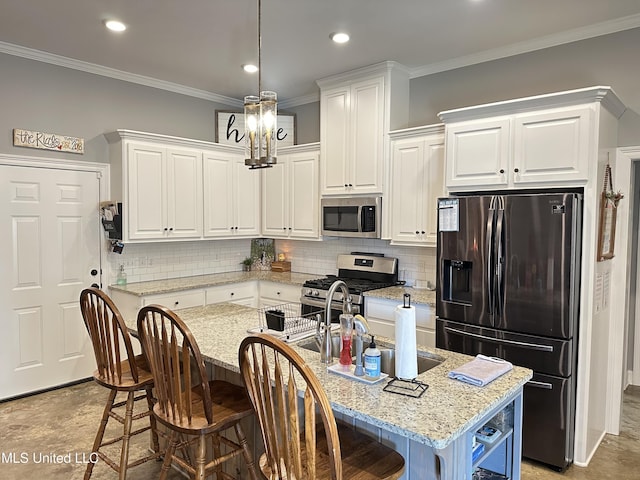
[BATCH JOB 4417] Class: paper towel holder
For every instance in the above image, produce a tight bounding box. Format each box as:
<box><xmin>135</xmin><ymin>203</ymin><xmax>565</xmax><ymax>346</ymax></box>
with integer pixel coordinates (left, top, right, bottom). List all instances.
<box><xmin>403</xmin><ymin>293</ymin><xmax>411</xmax><ymax>308</ymax></box>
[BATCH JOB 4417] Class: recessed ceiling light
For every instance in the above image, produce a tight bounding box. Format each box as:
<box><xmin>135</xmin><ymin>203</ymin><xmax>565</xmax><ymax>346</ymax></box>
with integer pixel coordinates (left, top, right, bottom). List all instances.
<box><xmin>104</xmin><ymin>20</ymin><xmax>127</xmax><ymax>32</ymax></box>
<box><xmin>330</xmin><ymin>32</ymin><xmax>350</xmax><ymax>44</ymax></box>
<box><xmin>243</xmin><ymin>64</ymin><xmax>259</xmax><ymax>74</ymax></box>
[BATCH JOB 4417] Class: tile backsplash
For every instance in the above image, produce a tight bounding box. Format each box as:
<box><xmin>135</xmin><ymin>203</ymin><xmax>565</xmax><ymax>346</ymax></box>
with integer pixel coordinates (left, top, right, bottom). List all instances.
<box><xmin>106</xmin><ymin>237</ymin><xmax>436</xmax><ymax>287</ymax></box>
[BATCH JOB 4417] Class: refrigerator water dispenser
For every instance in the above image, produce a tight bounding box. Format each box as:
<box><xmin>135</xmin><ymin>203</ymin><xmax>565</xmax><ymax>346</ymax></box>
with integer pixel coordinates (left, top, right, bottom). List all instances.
<box><xmin>443</xmin><ymin>259</ymin><xmax>472</xmax><ymax>304</ymax></box>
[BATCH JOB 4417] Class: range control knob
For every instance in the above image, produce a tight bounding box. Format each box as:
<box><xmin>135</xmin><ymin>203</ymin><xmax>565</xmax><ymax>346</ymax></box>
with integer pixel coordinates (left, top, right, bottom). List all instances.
<box><xmin>313</xmin><ymin>290</ymin><xmax>320</xmax><ymax>297</ymax></box>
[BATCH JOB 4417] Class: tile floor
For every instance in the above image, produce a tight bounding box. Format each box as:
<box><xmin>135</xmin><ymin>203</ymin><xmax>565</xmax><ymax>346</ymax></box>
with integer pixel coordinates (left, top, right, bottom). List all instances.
<box><xmin>0</xmin><ymin>382</ymin><xmax>638</xmax><ymax>479</ymax></box>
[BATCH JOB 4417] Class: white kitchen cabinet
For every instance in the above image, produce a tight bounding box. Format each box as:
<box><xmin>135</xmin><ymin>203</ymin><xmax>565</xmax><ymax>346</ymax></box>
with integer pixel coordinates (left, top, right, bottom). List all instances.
<box><xmin>203</xmin><ymin>148</ymin><xmax>260</xmax><ymax>238</ymax></box>
<box><xmin>389</xmin><ymin>125</ymin><xmax>445</xmax><ymax>247</ymax></box>
<box><xmin>205</xmin><ymin>282</ymin><xmax>258</xmax><ymax>307</ymax></box>
<box><xmin>113</xmin><ymin>140</ymin><xmax>203</xmax><ymax>241</ymax></box>
<box><xmin>262</xmin><ymin>144</ymin><xmax>320</xmax><ymax>239</ymax></box>
<box><xmin>259</xmin><ymin>282</ymin><xmax>301</xmax><ymax>308</ymax></box>
<box><xmin>440</xmin><ymin>92</ymin><xmax>603</xmax><ymax>192</ymax></box>
<box><xmin>317</xmin><ymin>62</ymin><xmax>409</xmax><ymax>196</ymax></box>
<box><xmin>364</xmin><ymin>296</ymin><xmax>435</xmax><ymax>348</ymax></box>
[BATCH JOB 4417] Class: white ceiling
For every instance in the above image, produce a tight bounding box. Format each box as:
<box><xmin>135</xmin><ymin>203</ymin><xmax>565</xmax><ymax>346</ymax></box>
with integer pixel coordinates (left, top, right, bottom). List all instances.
<box><xmin>2</xmin><ymin>0</ymin><xmax>640</xmax><ymax>107</ymax></box>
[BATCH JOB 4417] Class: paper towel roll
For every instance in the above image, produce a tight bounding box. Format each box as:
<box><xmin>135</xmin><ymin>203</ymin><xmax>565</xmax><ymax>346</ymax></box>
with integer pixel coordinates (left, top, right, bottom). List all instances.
<box><xmin>394</xmin><ymin>305</ymin><xmax>417</xmax><ymax>380</ymax></box>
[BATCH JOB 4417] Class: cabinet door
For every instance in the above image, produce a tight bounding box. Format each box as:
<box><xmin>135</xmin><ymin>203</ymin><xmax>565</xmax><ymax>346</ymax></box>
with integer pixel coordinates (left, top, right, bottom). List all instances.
<box><xmin>166</xmin><ymin>148</ymin><xmax>203</xmax><ymax>239</ymax></box>
<box><xmin>289</xmin><ymin>151</ymin><xmax>320</xmax><ymax>238</ymax></box>
<box><xmin>423</xmin><ymin>137</ymin><xmax>445</xmax><ymax>245</ymax></box>
<box><xmin>390</xmin><ymin>138</ymin><xmax>424</xmax><ymax>244</ymax></box>
<box><xmin>513</xmin><ymin>106</ymin><xmax>591</xmax><ymax>185</ymax></box>
<box><xmin>320</xmin><ymin>87</ymin><xmax>350</xmax><ymax>194</ymax></box>
<box><xmin>350</xmin><ymin>77</ymin><xmax>385</xmax><ymax>194</ymax></box>
<box><xmin>261</xmin><ymin>161</ymin><xmax>288</xmax><ymax>237</ymax></box>
<box><xmin>203</xmin><ymin>151</ymin><xmax>234</xmax><ymax>237</ymax></box>
<box><xmin>445</xmin><ymin>118</ymin><xmax>510</xmax><ymax>190</ymax></box>
<box><xmin>126</xmin><ymin>142</ymin><xmax>167</xmax><ymax>240</ymax></box>
<box><xmin>233</xmin><ymin>157</ymin><xmax>261</xmax><ymax>236</ymax></box>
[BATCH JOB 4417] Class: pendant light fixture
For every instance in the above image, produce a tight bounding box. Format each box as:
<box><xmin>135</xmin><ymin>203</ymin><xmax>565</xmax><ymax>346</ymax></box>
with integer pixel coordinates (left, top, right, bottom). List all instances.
<box><xmin>244</xmin><ymin>0</ymin><xmax>277</xmax><ymax>169</ymax></box>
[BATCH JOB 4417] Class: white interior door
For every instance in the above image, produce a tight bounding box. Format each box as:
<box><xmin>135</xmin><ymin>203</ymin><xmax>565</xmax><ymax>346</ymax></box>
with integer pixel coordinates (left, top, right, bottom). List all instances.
<box><xmin>0</xmin><ymin>165</ymin><xmax>101</xmax><ymax>400</ymax></box>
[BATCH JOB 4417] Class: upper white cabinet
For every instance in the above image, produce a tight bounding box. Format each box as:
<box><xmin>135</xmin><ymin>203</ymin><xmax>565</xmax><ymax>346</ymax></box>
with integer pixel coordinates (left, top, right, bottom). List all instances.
<box><xmin>439</xmin><ymin>87</ymin><xmax>625</xmax><ymax>192</ymax></box>
<box><xmin>317</xmin><ymin>62</ymin><xmax>409</xmax><ymax>196</ymax></box>
<box><xmin>107</xmin><ymin>130</ymin><xmax>257</xmax><ymax>242</ymax></box>
<box><xmin>108</xmin><ymin>136</ymin><xmax>203</xmax><ymax>242</ymax></box>
<box><xmin>389</xmin><ymin>125</ymin><xmax>445</xmax><ymax>247</ymax></box>
<box><xmin>262</xmin><ymin>144</ymin><xmax>320</xmax><ymax>239</ymax></box>
<box><xmin>203</xmin><ymin>148</ymin><xmax>260</xmax><ymax>238</ymax></box>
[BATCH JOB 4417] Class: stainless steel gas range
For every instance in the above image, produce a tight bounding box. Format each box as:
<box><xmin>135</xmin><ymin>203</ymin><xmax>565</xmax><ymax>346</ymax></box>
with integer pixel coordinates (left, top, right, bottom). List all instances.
<box><xmin>300</xmin><ymin>253</ymin><xmax>401</xmax><ymax>322</ymax></box>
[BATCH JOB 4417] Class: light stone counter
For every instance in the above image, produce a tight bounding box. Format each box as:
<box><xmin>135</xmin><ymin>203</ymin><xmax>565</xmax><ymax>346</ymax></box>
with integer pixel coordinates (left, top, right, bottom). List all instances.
<box><xmin>123</xmin><ymin>302</ymin><xmax>531</xmax><ymax>456</ymax></box>
<box><xmin>109</xmin><ymin>271</ymin><xmax>316</xmax><ymax>296</ymax></box>
<box><xmin>365</xmin><ymin>286</ymin><xmax>436</xmax><ymax>307</ymax></box>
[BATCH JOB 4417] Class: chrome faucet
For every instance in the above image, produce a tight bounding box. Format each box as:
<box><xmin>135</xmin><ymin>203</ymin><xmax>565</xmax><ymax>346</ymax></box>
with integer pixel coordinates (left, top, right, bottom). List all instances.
<box><xmin>316</xmin><ymin>280</ymin><xmax>352</xmax><ymax>364</ymax></box>
<box><xmin>353</xmin><ymin>314</ymin><xmax>370</xmax><ymax>376</ymax></box>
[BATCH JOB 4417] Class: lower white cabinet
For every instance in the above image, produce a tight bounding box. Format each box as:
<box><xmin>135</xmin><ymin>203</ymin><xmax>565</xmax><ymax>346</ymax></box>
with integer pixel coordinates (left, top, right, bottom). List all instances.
<box><xmin>205</xmin><ymin>282</ymin><xmax>258</xmax><ymax>307</ymax></box>
<box><xmin>259</xmin><ymin>282</ymin><xmax>301</xmax><ymax>308</ymax></box>
<box><xmin>364</xmin><ymin>296</ymin><xmax>435</xmax><ymax>348</ymax></box>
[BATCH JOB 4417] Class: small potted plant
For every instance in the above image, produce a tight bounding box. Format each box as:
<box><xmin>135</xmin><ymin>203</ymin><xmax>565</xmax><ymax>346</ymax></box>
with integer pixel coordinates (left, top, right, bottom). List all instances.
<box><xmin>241</xmin><ymin>257</ymin><xmax>253</xmax><ymax>272</ymax></box>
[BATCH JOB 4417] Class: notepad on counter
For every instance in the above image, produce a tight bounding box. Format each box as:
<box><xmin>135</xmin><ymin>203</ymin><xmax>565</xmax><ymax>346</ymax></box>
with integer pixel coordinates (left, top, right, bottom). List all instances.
<box><xmin>448</xmin><ymin>354</ymin><xmax>513</xmax><ymax>387</ymax></box>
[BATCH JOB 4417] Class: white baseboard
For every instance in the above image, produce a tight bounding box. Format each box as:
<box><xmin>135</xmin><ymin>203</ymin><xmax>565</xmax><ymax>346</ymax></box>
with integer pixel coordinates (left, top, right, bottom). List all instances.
<box><xmin>574</xmin><ymin>429</ymin><xmax>607</xmax><ymax>467</ymax></box>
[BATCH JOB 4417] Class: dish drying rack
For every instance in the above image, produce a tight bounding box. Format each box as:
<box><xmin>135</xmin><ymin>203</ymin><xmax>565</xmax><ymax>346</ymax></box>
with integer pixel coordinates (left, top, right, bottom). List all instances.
<box><xmin>249</xmin><ymin>303</ymin><xmax>324</xmax><ymax>343</ymax></box>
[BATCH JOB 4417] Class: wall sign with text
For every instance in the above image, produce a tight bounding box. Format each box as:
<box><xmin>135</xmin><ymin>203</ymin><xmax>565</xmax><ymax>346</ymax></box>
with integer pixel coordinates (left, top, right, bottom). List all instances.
<box><xmin>13</xmin><ymin>128</ymin><xmax>84</xmax><ymax>154</ymax></box>
<box><xmin>215</xmin><ymin>111</ymin><xmax>296</xmax><ymax>147</ymax></box>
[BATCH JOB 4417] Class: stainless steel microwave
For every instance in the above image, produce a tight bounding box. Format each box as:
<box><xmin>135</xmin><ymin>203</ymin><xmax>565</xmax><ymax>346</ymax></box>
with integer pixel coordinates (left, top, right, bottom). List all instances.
<box><xmin>321</xmin><ymin>197</ymin><xmax>381</xmax><ymax>238</ymax></box>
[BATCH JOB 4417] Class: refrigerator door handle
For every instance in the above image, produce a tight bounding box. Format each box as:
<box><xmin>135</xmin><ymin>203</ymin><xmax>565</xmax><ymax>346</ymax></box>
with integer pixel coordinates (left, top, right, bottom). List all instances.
<box><xmin>495</xmin><ymin>196</ymin><xmax>505</xmax><ymax>318</ymax></box>
<box><xmin>443</xmin><ymin>326</ymin><xmax>555</xmax><ymax>352</ymax></box>
<box><xmin>486</xmin><ymin>197</ymin><xmax>496</xmax><ymax>315</ymax></box>
<box><xmin>527</xmin><ymin>380</ymin><xmax>554</xmax><ymax>390</ymax></box>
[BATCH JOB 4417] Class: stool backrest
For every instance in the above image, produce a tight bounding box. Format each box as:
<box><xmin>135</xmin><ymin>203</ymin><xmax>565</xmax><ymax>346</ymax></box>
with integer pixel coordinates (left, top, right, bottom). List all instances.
<box><xmin>137</xmin><ymin>305</ymin><xmax>213</xmax><ymax>425</ymax></box>
<box><xmin>80</xmin><ymin>287</ymin><xmax>140</xmax><ymax>385</ymax></box>
<box><xmin>238</xmin><ymin>334</ymin><xmax>342</xmax><ymax>480</ymax></box>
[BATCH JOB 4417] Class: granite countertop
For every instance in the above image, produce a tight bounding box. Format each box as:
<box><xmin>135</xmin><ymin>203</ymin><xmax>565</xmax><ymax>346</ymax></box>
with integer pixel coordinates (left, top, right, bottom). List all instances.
<box><xmin>364</xmin><ymin>286</ymin><xmax>436</xmax><ymax>307</ymax></box>
<box><xmin>109</xmin><ymin>271</ymin><xmax>315</xmax><ymax>296</ymax></box>
<box><xmin>122</xmin><ymin>302</ymin><xmax>532</xmax><ymax>450</ymax></box>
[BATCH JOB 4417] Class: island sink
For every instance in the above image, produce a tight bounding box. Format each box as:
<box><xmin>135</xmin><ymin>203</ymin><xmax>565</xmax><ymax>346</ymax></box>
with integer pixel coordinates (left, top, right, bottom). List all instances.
<box><xmin>296</xmin><ymin>338</ymin><xmax>444</xmax><ymax>377</ymax></box>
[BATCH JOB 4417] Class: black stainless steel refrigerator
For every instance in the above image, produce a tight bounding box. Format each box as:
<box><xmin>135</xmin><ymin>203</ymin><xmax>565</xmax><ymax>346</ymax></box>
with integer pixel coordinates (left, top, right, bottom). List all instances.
<box><xmin>435</xmin><ymin>192</ymin><xmax>582</xmax><ymax>471</ymax></box>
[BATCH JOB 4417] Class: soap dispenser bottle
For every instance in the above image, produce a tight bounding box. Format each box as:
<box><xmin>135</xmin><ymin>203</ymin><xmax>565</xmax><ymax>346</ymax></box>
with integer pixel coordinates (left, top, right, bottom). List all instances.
<box><xmin>116</xmin><ymin>264</ymin><xmax>127</xmax><ymax>285</ymax></box>
<box><xmin>364</xmin><ymin>335</ymin><xmax>381</xmax><ymax>378</ymax></box>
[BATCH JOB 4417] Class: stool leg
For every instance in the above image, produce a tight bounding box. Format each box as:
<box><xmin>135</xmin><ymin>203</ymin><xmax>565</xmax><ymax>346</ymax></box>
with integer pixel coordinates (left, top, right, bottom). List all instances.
<box><xmin>234</xmin><ymin>423</ymin><xmax>258</xmax><ymax>480</ymax></box>
<box><xmin>85</xmin><ymin>388</ymin><xmax>117</xmax><ymax>480</ymax></box>
<box><xmin>159</xmin><ymin>431</ymin><xmax>178</xmax><ymax>480</ymax></box>
<box><xmin>196</xmin><ymin>434</ymin><xmax>207</xmax><ymax>480</ymax></box>
<box><xmin>118</xmin><ymin>391</ymin><xmax>135</xmax><ymax>480</ymax></box>
<box><xmin>144</xmin><ymin>387</ymin><xmax>160</xmax><ymax>454</ymax></box>
<box><xmin>211</xmin><ymin>433</ymin><xmax>223</xmax><ymax>479</ymax></box>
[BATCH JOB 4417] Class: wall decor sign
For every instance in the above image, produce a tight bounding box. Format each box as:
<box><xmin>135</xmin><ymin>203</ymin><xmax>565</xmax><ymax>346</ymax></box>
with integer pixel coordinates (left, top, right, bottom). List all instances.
<box><xmin>215</xmin><ymin>111</ymin><xmax>296</xmax><ymax>147</ymax></box>
<box><xmin>597</xmin><ymin>161</ymin><xmax>623</xmax><ymax>261</ymax></box>
<box><xmin>13</xmin><ymin>128</ymin><xmax>84</xmax><ymax>154</ymax></box>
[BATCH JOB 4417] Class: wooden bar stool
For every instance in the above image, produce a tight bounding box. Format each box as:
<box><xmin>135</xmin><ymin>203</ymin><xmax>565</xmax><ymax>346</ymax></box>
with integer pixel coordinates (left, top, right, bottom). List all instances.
<box><xmin>79</xmin><ymin>287</ymin><xmax>161</xmax><ymax>480</ymax></box>
<box><xmin>137</xmin><ymin>305</ymin><xmax>259</xmax><ymax>480</ymax></box>
<box><xmin>239</xmin><ymin>333</ymin><xmax>406</xmax><ymax>480</ymax></box>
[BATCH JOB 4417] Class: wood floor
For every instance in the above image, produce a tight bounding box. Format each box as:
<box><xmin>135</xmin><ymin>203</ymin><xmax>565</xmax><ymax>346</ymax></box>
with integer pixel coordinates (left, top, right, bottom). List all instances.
<box><xmin>0</xmin><ymin>382</ymin><xmax>638</xmax><ymax>479</ymax></box>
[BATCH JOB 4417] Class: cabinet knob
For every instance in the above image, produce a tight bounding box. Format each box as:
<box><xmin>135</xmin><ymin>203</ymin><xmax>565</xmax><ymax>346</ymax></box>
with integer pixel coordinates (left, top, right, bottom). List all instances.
<box><xmin>174</xmin><ymin>301</ymin><xmax>179</xmax><ymax>306</ymax></box>
<box><xmin>421</xmin><ymin>231</ymin><xmax>425</xmax><ymax>234</ymax></box>
<box><xmin>344</xmin><ymin>184</ymin><xmax>348</xmax><ymax>187</ymax></box>
<box><xmin>288</xmin><ymin>227</ymin><xmax>292</xmax><ymax>230</ymax></box>
<box><xmin>415</xmin><ymin>231</ymin><xmax>420</xmax><ymax>234</ymax></box>
<box><xmin>230</xmin><ymin>292</ymin><xmax>234</xmax><ymax>296</ymax></box>
<box><xmin>348</xmin><ymin>183</ymin><xmax>353</xmax><ymax>187</ymax></box>
<box><xmin>169</xmin><ymin>227</ymin><xmax>173</xmax><ymax>231</ymax></box>
<box><xmin>283</xmin><ymin>227</ymin><xmax>286</xmax><ymax>230</ymax></box>
<box><xmin>499</xmin><ymin>169</ymin><xmax>505</xmax><ymax>174</ymax></box>
<box><xmin>277</xmin><ymin>292</ymin><xmax>281</xmax><ymax>295</ymax></box>
<box><xmin>514</xmin><ymin>168</ymin><xmax>519</xmax><ymax>173</ymax></box>
<box><xmin>164</xmin><ymin>227</ymin><xmax>168</xmax><ymax>231</ymax></box>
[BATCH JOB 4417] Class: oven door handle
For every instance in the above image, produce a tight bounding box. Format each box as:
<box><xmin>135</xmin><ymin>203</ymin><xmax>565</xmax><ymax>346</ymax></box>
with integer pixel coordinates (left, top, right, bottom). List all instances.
<box><xmin>300</xmin><ymin>296</ymin><xmax>361</xmax><ymax>312</ymax></box>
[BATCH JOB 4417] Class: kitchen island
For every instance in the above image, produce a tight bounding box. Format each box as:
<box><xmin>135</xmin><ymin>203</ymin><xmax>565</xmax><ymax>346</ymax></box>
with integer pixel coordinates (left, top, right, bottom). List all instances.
<box><xmin>121</xmin><ymin>301</ymin><xmax>532</xmax><ymax>480</ymax></box>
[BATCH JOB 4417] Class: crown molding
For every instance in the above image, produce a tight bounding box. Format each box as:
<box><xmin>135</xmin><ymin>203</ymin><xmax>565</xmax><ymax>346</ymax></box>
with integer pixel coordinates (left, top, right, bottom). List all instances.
<box><xmin>410</xmin><ymin>13</ymin><xmax>640</xmax><ymax>79</ymax></box>
<box><xmin>0</xmin><ymin>41</ymin><xmax>243</xmax><ymax>108</ymax></box>
<box><xmin>279</xmin><ymin>93</ymin><xmax>320</xmax><ymax>109</ymax></box>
